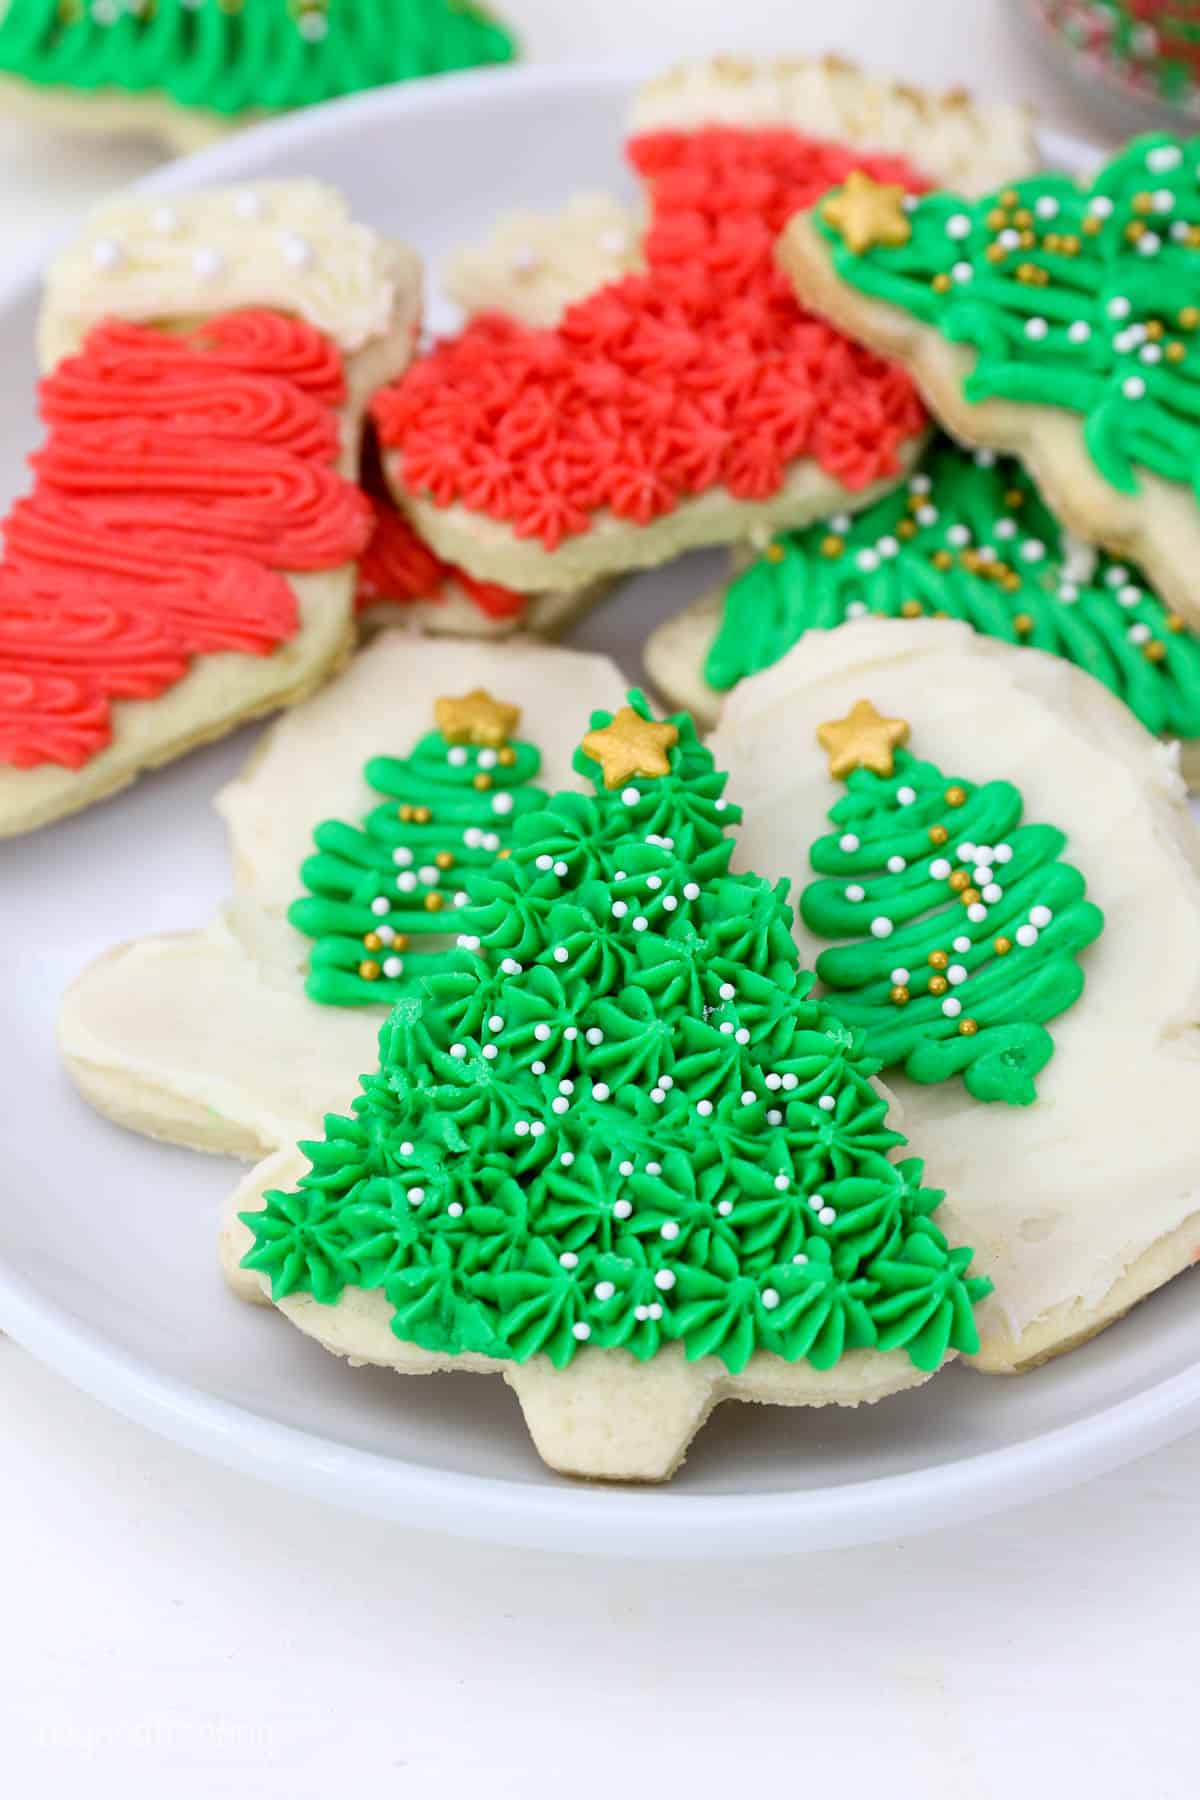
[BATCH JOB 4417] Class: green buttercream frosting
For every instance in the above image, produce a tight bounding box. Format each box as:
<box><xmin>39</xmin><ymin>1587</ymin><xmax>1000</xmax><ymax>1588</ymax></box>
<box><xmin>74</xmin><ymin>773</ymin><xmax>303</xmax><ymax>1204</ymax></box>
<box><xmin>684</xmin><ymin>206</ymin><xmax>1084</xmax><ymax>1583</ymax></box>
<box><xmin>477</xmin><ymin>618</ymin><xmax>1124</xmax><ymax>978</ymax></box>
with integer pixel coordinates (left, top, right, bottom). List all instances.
<box><xmin>706</xmin><ymin>436</ymin><xmax>1200</xmax><ymax>741</ymax></box>
<box><xmin>814</xmin><ymin>133</ymin><xmax>1200</xmax><ymax>498</ymax></box>
<box><xmin>288</xmin><ymin>723</ymin><xmax>546</xmax><ymax>1007</ymax></box>
<box><xmin>800</xmin><ymin>740</ymin><xmax>1104</xmax><ymax>1106</ymax></box>
<box><xmin>246</xmin><ymin>693</ymin><xmax>992</xmax><ymax>1376</ymax></box>
<box><xmin>0</xmin><ymin>0</ymin><xmax>516</xmax><ymax>117</ymax></box>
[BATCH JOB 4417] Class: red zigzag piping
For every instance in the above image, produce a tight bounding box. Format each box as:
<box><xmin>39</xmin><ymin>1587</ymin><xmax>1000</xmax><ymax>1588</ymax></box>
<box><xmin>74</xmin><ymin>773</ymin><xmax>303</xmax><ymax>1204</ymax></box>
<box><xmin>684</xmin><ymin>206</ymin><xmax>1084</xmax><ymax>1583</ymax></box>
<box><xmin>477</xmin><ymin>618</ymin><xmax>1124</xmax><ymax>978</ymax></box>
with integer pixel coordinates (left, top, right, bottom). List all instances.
<box><xmin>0</xmin><ymin>309</ymin><xmax>371</xmax><ymax>772</ymax></box>
<box><xmin>373</xmin><ymin>126</ymin><xmax>932</xmax><ymax>554</ymax></box>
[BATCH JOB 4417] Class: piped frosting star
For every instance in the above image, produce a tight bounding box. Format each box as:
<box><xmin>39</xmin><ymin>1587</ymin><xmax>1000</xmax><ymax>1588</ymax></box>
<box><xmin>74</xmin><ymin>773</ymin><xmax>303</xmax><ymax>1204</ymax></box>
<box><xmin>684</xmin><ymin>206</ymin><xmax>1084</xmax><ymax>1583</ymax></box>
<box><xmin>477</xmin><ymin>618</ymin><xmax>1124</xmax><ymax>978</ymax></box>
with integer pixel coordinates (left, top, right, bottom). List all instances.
<box><xmin>434</xmin><ymin>688</ymin><xmax>521</xmax><ymax>748</ymax></box>
<box><xmin>820</xmin><ymin>171</ymin><xmax>912</xmax><ymax>254</ymax></box>
<box><xmin>582</xmin><ymin>706</ymin><xmax>680</xmax><ymax>789</ymax></box>
<box><xmin>817</xmin><ymin>699</ymin><xmax>910</xmax><ymax>778</ymax></box>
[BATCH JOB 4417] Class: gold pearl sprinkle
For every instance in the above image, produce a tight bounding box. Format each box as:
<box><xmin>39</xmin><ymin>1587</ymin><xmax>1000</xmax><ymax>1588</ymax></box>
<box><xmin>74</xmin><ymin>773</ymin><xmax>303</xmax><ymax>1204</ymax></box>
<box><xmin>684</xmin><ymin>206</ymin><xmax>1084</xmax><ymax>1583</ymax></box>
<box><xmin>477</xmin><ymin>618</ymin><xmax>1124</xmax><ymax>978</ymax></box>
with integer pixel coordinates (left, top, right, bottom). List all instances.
<box><xmin>928</xmin><ymin>975</ymin><xmax>949</xmax><ymax>996</ymax></box>
<box><xmin>1167</xmin><ymin>612</ymin><xmax>1186</xmax><ymax>633</ymax></box>
<box><xmin>1133</xmin><ymin>191</ymin><xmax>1154</xmax><ymax>214</ymax></box>
<box><xmin>1014</xmin><ymin>207</ymin><xmax>1033</xmax><ymax>228</ymax></box>
<box><xmin>897</xmin><ymin>518</ymin><xmax>918</xmax><ymax>539</ymax></box>
<box><xmin>928</xmin><ymin>950</ymin><xmax>950</xmax><ymax>969</ymax></box>
<box><xmin>820</xmin><ymin>534</ymin><xmax>845</xmax><ymax>558</ymax></box>
<box><xmin>1001</xmin><ymin>572</ymin><xmax>1022</xmax><ymax>593</ymax></box>
<box><xmin>945</xmin><ymin>785</ymin><xmax>968</xmax><ymax>807</ymax></box>
<box><xmin>932</xmin><ymin>273</ymin><xmax>953</xmax><ymax>293</ymax></box>
<box><xmin>392</xmin><ymin>934</ymin><xmax>409</xmax><ymax>951</ymax></box>
<box><xmin>1083</xmin><ymin>214</ymin><xmax>1103</xmax><ymax>236</ymax></box>
<box><xmin>1004</xmin><ymin>488</ymin><xmax>1025</xmax><ymax>508</ymax></box>
<box><xmin>986</xmin><ymin>207</ymin><xmax>1009</xmax><ymax>231</ymax></box>
<box><xmin>932</xmin><ymin>549</ymin><xmax>954</xmax><ymax>571</ymax></box>
<box><xmin>1060</xmin><ymin>234</ymin><xmax>1080</xmax><ymax>254</ymax></box>
<box><xmin>435</xmin><ymin>851</ymin><xmax>455</xmax><ymax>870</ymax></box>
<box><xmin>889</xmin><ymin>985</ymin><xmax>911</xmax><ymax>1006</ymax></box>
<box><xmin>961</xmin><ymin>887</ymin><xmax>982</xmax><ymax>907</ymax></box>
<box><xmin>985</xmin><ymin>243</ymin><xmax>1008</xmax><ymax>263</ymax></box>
<box><xmin>424</xmin><ymin>893</ymin><xmax>444</xmax><ymax>913</ymax></box>
<box><xmin>498</xmin><ymin>747</ymin><xmax>518</xmax><ymax>766</ymax></box>
<box><xmin>900</xmin><ymin>599</ymin><xmax>923</xmax><ymax>618</ymax></box>
<box><xmin>949</xmin><ymin>870</ymin><xmax>971</xmax><ymax>892</ymax></box>
<box><xmin>473</xmin><ymin>773</ymin><xmax>493</xmax><ymax>791</ymax></box>
<box><xmin>1000</xmin><ymin>188</ymin><xmax>1020</xmax><ymax>208</ymax></box>
<box><xmin>1125</xmin><ymin>219</ymin><xmax>1146</xmax><ymax>242</ymax></box>
<box><xmin>414</xmin><ymin>807</ymin><xmax>432</xmax><ymax>824</ymax></box>
<box><xmin>1144</xmin><ymin>640</ymin><xmax>1168</xmax><ymax>664</ymax></box>
<box><xmin>1146</xmin><ymin>319</ymin><xmax>1165</xmax><ymax>340</ymax></box>
<box><xmin>397</xmin><ymin>803</ymin><xmax>413</xmax><ymax>821</ymax></box>
<box><xmin>929</xmin><ymin>825</ymin><xmax>949</xmax><ymax>846</ymax></box>
<box><xmin>359</xmin><ymin>960</ymin><xmax>382</xmax><ymax>982</ymax></box>
<box><xmin>765</xmin><ymin>543</ymin><xmax>787</xmax><ymax>564</ymax></box>
<box><xmin>363</xmin><ymin>932</ymin><xmax>383</xmax><ymax>952</ymax></box>
<box><xmin>994</xmin><ymin>935</ymin><xmax>1013</xmax><ymax>956</ymax></box>
<box><xmin>958</xmin><ymin>1018</ymin><xmax>980</xmax><ymax>1037</ymax></box>
<box><xmin>1180</xmin><ymin>306</ymin><xmax>1200</xmax><ymax>330</ymax></box>
<box><xmin>1167</xmin><ymin>342</ymin><xmax>1187</xmax><ymax>364</ymax></box>
<box><xmin>1013</xmin><ymin>612</ymin><xmax>1034</xmax><ymax>636</ymax></box>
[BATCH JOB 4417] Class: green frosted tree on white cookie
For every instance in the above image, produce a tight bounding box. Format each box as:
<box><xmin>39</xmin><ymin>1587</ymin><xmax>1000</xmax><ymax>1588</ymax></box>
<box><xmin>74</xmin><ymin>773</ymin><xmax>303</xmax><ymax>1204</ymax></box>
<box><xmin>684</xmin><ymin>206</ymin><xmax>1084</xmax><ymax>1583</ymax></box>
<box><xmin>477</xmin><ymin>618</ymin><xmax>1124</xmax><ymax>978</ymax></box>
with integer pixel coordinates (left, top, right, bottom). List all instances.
<box><xmin>242</xmin><ymin>693</ymin><xmax>992</xmax><ymax>1388</ymax></box>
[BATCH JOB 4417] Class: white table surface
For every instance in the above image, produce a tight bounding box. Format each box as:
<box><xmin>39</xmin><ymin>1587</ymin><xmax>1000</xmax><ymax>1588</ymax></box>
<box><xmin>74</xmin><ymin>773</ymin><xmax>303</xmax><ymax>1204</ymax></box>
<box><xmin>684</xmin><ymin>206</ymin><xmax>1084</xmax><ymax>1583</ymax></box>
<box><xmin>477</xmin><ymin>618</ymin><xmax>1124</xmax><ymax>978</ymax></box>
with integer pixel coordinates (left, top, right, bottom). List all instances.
<box><xmin>1</xmin><ymin>2</ymin><xmax>1193</xmax><ymax>1793</ymax></box>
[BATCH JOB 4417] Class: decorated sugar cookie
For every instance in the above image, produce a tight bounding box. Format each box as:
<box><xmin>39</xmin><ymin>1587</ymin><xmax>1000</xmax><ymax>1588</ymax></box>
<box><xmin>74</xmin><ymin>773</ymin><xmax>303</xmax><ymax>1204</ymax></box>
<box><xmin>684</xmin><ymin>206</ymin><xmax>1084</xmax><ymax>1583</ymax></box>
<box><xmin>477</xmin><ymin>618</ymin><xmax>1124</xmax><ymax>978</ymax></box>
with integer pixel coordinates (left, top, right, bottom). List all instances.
<box><xmin>290</xmin><ymin>687</ymin><xmax>549</xmax><ymax>1006</ymax></box>
<box><xmin>708</xmin><ymin>617</ymin><xmax>1200</xmax><ymax>1374</ymax></box>
<box><xmin>58</xmin><ymin>636</ymin><xmax>628</xmax><ymax>1159</ymax></box>
<box><xmin>0</xmin><ymin>182</ymin><xmax>419</xmax><ymax>839</ymax></box>
<box><xmin>227</xmin><ymin>690</ymin><xmax>990</xmax><ymax>1482</ymax></box>
<box><xmin>371</xmin><ymin>57</ymin><xmax>1037</xmax><ymax>595</ymax></box>
<box><xmin>0</xmin><ymin>0</ymin><xmax>516</xmax><ymax>153</ymax></box>
<box><xmin>779</xmin><ymin>132</ymin><xmax>1200</xmax><ymax>629</ymax></box>
<box><xmin>644</xmin><ymin>437</ymin><xmax>1200</xmax><ymax>780</ymax></box>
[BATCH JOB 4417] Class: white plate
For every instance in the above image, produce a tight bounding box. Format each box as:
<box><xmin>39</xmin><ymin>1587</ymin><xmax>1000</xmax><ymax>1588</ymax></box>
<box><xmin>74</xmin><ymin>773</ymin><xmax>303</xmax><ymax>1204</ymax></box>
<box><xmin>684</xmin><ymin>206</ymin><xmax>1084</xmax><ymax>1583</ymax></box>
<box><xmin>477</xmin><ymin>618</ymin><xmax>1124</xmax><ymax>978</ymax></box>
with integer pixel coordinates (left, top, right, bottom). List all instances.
<box><xmin>3</xmin><ymin>66</ymin><xmax>1193</xmax><ymax>1559</ymax></box>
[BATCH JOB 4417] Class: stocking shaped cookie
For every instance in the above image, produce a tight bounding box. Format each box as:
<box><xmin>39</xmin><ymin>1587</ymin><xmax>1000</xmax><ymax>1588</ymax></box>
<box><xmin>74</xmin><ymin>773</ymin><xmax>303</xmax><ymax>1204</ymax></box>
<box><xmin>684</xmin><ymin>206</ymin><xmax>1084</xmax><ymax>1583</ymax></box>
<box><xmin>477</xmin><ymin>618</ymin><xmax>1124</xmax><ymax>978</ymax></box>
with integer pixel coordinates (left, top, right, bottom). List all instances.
<box><xmin>780</xmin><ymin>133</ymin><xmax>1200</xmax><ymax>629</ymax></box>
<box><xmin>0</xmin><ymin>0</ymin><xmax>516</xmax><ymax>151</ymax></box>
<box><xmin>708</xmin><ymin>617</ymin><xmax>1200</xmax><ymax>1372</ymax></box>
<box><xmin>0</xmin><ymin>181</ymin><xmax>419</xmax><ymax>838</ymax></box>
<box><xmin>58</xmin><ymin>636</ymin><xmax>628</xmax><ymax>1160</ymax></box>
<box><xmin>371</xmin><ymin>57</ymin><xmax>1037</xmax><ymax>594</ymax></box>
<box><xmin>225</xmin><ymin>691</ymin><xmax>990</xmax><ymax>1482</ymax></box>
<box><xmin>646</xmin><ymin>435</ymin><xmax>1200</xmax><ymax>783</ymax></box>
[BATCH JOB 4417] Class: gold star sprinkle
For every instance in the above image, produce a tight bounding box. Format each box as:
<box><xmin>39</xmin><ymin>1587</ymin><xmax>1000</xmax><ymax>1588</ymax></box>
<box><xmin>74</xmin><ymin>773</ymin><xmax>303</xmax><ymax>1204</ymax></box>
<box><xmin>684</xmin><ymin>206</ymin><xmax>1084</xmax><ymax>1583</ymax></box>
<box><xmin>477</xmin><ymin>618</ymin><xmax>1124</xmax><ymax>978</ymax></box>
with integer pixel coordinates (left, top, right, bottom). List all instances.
<box><xmin>582</xmin><ymin>707</ymin><xmax>679</xmax><ymax>789</ymax></box>
<box><xmin>821</xmin><ymin>171</ymin><xmax>912</xmax><ymax>255</ymax></box>
<box><xmin>816</xmin><ymin>699</ymin><xmax>910</xmax><ymax>779</ymax></box>
<box><xmin>434</xmin><ymin>688</ymin><xmax>521</xmax><ymax>749</ymax></box>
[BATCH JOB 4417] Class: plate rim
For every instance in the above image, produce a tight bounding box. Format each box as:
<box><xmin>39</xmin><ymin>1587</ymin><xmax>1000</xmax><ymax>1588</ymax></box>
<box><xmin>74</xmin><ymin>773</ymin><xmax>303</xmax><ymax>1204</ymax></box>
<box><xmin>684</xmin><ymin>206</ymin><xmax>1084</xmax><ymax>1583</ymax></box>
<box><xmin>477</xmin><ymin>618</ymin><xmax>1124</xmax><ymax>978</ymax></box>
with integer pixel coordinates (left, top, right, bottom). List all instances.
<box><xmin>5</xmin><ymin>61</ymin><xmax>1183</xmax><ymax>1557</ymax></box>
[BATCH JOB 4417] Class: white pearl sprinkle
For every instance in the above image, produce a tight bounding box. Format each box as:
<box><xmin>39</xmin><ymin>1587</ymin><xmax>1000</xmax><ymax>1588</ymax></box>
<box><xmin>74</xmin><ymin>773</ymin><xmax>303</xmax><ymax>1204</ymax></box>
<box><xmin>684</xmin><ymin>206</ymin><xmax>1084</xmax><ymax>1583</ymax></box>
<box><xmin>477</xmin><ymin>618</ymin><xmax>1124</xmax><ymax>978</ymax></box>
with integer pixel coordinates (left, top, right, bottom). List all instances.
<box><xmin>595</xmin><ymin>1281</ymin><xmax>616</xmax><ymax>1301</ymax></box>
<box><xmin>449</xmin><ymin>747</ymin><xmax>469</xmax><ymax>767</ymax></box>
<box><xmin>654</xmin><ymin>1270</ymin><xmax>676</xmax><ymax>1291</ymax></box>
<box><xmin>1107</xmin><ymin>294</ymin><xmax>1130</xmax><ymax>319</ymax></box>
<box><xmin>561</xmin><ymin>1152</ymin><xmax>575</xmax><ymax>1167</ymax></box>
<box><xmin>967</xmin><ymin>903</ymin><xmax>988</xmax><ymax>923</ymax></box>
<box><xmin>536</xmin><ymin>854</ymin><xmax>553</xmax><ymax>871</ymax></box>
<box><xmin>930</xmin><ymin>858</ymin><xmax>952</xmax><ymax>880</ymax></box>
<box><xmin>647</xmin><ymin>1159</ymin><xmax>663</xmax><ymax>1171</ymax></box>
<box><xmin>697</xmin><ymin>1099</ymin><xmax>714</xmax><ymax>1118</ymax></box>
<box><xmin>1067</xmin><ymin>320</ymin><xmax>1091</xmax><ymax>344</ymax></box>
<box><xmin>611</xmin><ymin>901</ymin><xmax>628</xmax><ymax>918</ymax></box>
<box><xmin>553</xmin><ymin>946</ymin><xmax>569</xmax><ymax>963</ymax></box>
<box><xmin>492</xmin><ymin>793</ymin><xmax>514</xmax><ymax>815</ymax></box>
<box><xmin>870</xmin><ymin>917</ymin><xmax>894</xmax><ymax>939</ymax></box>
<box><xmin>482</xmin><ymin>1045</ymin><xmax>498</xmax><ymax>1061</ymax></box>
<box><xmin>559</xmin><ymin>1251</ymin><xmax>578</xmax><ymax>1269</ymax></box>
<box><xmin>718</xmin><ymin>1200</ymin><xmax>733</xmax><ymax>1217</ymax></box>
<box><xmin>450</xmin><ymin>1044</ymin><xmax>467</xmax><ymax>1059</ymax></box>
<box><xmin>650</xmin><ymin>1088</ymin><xmax>666</xmax><ymax>1104</ymax></box>
<box><xmin>613</xmin><ymin>1199</ymin><xmax>633</xmax><ymax>1219</ymax></box>
<box><xmin>897</xmin><ymin>786</ymin><xmax>916</xmax><ymax>806</ymax></box>
<box><xmin>632</xmin><ymin>916</ymin><xmax>649</xmax><ymax>932</ymax></box>
<box><xmin>621</xmin><ymin>787</ymin><xmax>640</xmax><ymax>807</ymax></box>
<box><xmin>1035</xmin><ymin>195</ymin><xmax>1059</xmax><ymax>219</ymax></box>
<box><xmin>1123</xmin><ymin>376</ymin><xmax>1147</xmax><ymax>400</ymax></box>
<box><xmin>564</xmin><ymin>1028</ymin><xmax>578</xmax><ymax>1041</ymax></box>
<box><xmin>947</xmin><ymin>964</ymin><xmax>968</xmax><ymax>986</ymax></box>
<box><xmin>890</xmin><ymin>967</ymin><xmax>910</xmax><ymax>986</ymax></box>
<box><xmin>531</xmin><ymin>1061</ymin><xmax>546</xmax><ymax>1076</ymax></box>
<box><xmin>661</xmin><ymin>1222</ymin><xmax>680</xmax><ymax>1241</ymax></box>
<box><xmin>982</xmin><ymin>883</ymin><xmax>1003</xmax><ymax>904</ymax></box>
<box><xmin>941</xmin><ymin>997</ymin><xmax>962</xmax><ymax>1018</ymax></box>
<box><xmin>761</xmin><ymin>1288</ymin><xmax>781</xmax><ymax>1311</ymax></box>
<box><xmin>887</xmin><ymin>856</ymin><xmax>907</xmax><ymax>874</ymax></box>
<box><xmin>994</xmin><ymin>844</ymin><xmax>1013</xmax><ymax>864</ymax></box>
<box><xmin>767</xmin><ymin>1109</ymin><xmax>783</xmax><ymax>1125</ymax></box>
<box><xmin>719</xmin><ymin>982</ymin><xmax>736</xmax><ymax>1000</ymax></box>
<box><xmin>552</xmin><ymin>1097</ymin><xmax>570</xmax><ymax>1115</ymax></box>
<box><xmin>1024</xmin><ymin>317</ymin><xmax>1048</xmax><ymax>340</ymax></box>
<box><xmin>1029</xmin><ymin>905</ymin><xmax>1053</xmax><ymax>928</ymax></box>
<box><xmin>371</xmin><ymin>897</ymin><xmax>390</xmax><ymax>916</ymax></box>
<box><xmin>514</xmin><ymin>1121</ymin><xmax>530</xmax><ymax>1137</ymax></box>
<box><xmin>572</xmin><ymin>1322</ymin><xmax>591</xmax><ymax>1342</ymax></box>
<box><xmin>819</xmin><ymin>1207</ymin><xmax>837</xmax><ymax>1227</ymax></box>
<box><xmin>845</xmin><ymin>884</ymin><xmax>866</xmax><ymax>902</ymax></box>
<box><xmin>383</xmin><ymin>957</ymin><xmax>404</xmax><ymax>978</ymax></box>
<box><xmin>953</xmin><ymin>937</ymin><xmax>971</xmax><ymax>954</ymax></box>
<box><xmin>592</xmin><ymin>1083</ymin><xmax>610</xmax><ymax>1102</ymax></box>
<box><xmin>407</xmin><ymin>1186</ymin><xmax>425</xmax><ymax>1204</ymax></box>
<box><xmin>818</xmin><ymin>1094</ymin><xmax>836</xmax><ymax>1112</ymax></box>
<box><xmin>781</xmin><ymin>1074</ymin><xmax>798</xmax><ymax>1091</ymax></box>
<box><xmin>683</xmin><ymin>883</ymin><xmax>700</xmax><ymax>900</ymax></box>
<box><xmin>774</xmin><ymin>1174</ymin><xmax>789</xmax><ymax>1192</ymax></box>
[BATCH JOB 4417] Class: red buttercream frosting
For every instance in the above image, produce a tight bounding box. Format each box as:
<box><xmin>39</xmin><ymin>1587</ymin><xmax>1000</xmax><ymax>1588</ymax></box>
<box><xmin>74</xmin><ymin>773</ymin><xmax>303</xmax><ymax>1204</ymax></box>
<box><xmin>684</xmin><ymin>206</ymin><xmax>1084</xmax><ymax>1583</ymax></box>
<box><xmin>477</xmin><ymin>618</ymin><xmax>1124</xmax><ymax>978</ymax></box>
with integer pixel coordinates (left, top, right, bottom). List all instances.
<box><xmin>373</xmin><ymin>126</ymin><xmax>931</xmax><ymax>552</ymax></box>
<box><xmin>355</xmin><ymin>429</ymin><xmax>526</xmax><ymax>622</ymax></box>
<box><xmin>0</xmin><ymin>310</ymin><xmax>370</xmax><ymax>772</ymax></box>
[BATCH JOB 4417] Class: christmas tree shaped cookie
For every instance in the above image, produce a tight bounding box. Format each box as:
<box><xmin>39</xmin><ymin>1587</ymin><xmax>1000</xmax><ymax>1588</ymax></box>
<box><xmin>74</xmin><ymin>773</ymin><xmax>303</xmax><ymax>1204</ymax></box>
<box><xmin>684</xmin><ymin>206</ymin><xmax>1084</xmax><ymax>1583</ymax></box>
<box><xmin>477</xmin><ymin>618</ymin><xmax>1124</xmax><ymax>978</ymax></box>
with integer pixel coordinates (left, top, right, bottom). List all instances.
<box><xmin>779</xmin><ymin>133</ymin><xmax>1200</xmax><ymax>628</ymax></box>
<box><xmin>645</xmin><ymin>436</ymin><xmax>1200</xmax><ymax>779</ymax></box>
<box><xmin>228</xmin><ymin>692</ymin><xmax>991</xmax><ymax>1480</ymax></box>
<box><xmin>800</xmin><ymin>699</ymin><xmax>1104</xmax><ymax>1105</ymax></box>
<box><xmin>290</xmin><ymin>688</ymin><xmax>548</xmax><ymax>1007</ymax></box>
<box><xmin>0</xmin><ymin>0</ymin><xmax>516</xmax><ymax>151</ymax></box>
<box><xmin>706</xmin><ymin>617</ymin><xmax>1200</xmax><ymax>1374</ymax></box>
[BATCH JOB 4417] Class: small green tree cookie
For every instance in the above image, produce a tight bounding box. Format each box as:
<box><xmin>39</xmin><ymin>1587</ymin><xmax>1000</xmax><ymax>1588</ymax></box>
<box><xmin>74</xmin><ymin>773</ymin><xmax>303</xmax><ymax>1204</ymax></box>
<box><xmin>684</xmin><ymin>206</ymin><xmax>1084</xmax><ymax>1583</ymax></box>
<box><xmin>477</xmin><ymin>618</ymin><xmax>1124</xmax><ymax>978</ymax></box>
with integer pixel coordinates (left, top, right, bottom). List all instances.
<box><xmin>0</xmin><ymin>0</ymin><xmax>516</xmax><ymax>118</ymax></box>
<box><xmin>247</xmin><ymin>693</ymin><xmax>991</xmax><ymax>1376</ymax></box>
<box><xmin>800</xmin><ymin>699</ymin><xmax>1105</xmax><ymax>1105</ymax></box>
<box><xmin>706</xmin><ymin>436</ymin><xmax>1200</xmax><ymax>743</ymax></box>
<box><xmin>288</xmin><ymin>688</ymin><xmax>547</xmax><ymax>1007</ymax></box>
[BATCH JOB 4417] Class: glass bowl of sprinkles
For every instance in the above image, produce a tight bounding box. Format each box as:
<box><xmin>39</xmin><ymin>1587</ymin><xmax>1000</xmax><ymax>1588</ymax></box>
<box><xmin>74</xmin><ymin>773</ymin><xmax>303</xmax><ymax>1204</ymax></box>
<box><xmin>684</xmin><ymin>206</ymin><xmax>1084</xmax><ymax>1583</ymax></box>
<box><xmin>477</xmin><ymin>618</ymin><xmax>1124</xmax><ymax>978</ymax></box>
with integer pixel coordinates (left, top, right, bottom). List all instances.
<box><xmin>1022</xmin><ymin>2</ymin><xmax>1200</xmax><ymax>127</ymax></box>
